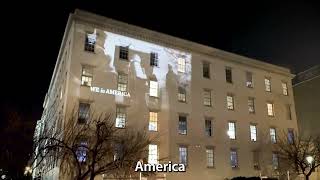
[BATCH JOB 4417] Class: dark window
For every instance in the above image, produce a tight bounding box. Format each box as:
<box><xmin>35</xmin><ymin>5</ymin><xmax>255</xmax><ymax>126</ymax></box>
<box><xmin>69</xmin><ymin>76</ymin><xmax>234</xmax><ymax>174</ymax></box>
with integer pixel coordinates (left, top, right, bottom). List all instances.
<box><xmin>178</xmin><ymin>86</ymin><xmax>186</xmax><ymax>102</ymax></box>
<box><xmin>246</xmin><ymin>71</ymin><xmax>253</xmax><ymax>88</ymax></box>
<box><xmin>84</xmin><ymin>33</ymin><xmax>96</xmax><ymax>52</ymax></box>
<box><xmin>78</xmin><ymin>103</ymin><xmax>90</xmax><ymax>123</ymax></box>
<box><xmin>119</xmin><ymin>46</ymin><xmax>129</xmax><ymax>60</ymax></box>
<box><xmin>203</xmin><ymin>62</ymin><xmax>210</xmax><ymax>78</ymax></box>
<box><xmin>178</xmin><ymin>116</ymin><xmax>187</xmax><ymax>135</ymax></box>
<box><xmin>226</xmin><ymin>67</ymin><xmax>232</xmax><ymax>83</ymax></box>
<box><xmin>150</xmin><ymin>52</ymin><xmax>158</xmax><ymax>66</ymax></box>
<box><xmin>205</xmin><ymin>119</ymin><xmax>212</xmax><ymax>137</ymax></box>
<box><xmin>288</xmin><ymin>129</ymin><xmax>294</xmax><ymax>144</ymax></box>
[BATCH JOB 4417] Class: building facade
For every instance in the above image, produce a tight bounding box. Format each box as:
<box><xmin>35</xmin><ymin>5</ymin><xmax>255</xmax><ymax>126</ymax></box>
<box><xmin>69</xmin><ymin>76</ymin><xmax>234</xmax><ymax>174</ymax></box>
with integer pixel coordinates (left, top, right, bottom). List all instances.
<box><xmin>36</xmin><ymin>9</ymin><xmax>299</xmax><ymax>180</ymax></box>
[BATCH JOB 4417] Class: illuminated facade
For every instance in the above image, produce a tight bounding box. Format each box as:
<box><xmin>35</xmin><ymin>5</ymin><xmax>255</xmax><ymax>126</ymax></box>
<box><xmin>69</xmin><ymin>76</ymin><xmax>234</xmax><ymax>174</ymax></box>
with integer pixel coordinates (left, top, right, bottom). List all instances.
<box><xmin>36</xmin><ymin>9</ymin><xmax>299</xmax><ymax>180</ymax></box>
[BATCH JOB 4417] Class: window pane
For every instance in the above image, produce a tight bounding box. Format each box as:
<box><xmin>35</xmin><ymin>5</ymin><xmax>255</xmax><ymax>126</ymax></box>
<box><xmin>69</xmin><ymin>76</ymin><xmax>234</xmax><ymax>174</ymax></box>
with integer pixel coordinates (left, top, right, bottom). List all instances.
<box><xmin>253</xmin><ymin>151</ymin><xmax>260</xmax><ymax>170</ymax></box>
<box><xmin>179</xmin><ymin>147</ymin><xmax>187</xmax><ymax>165</ymax></box>
<box><xmin>148</xmin><ymin>144</ymin><xmax>158</xmax><ymax>164</ymax></box>
<box><xmin>178</xmin><ymin>58</ymin><xmax>186</xmax><ymax>73</ymax></box>
<box><xmin>76</xmin><ymin>141</ymin><xmax>88</xmax><ymax>162</ymax></box>
<box><xmin>78</xmin><ymin>103</ymin><xmax>90</xmax><ymax>123</ymax></box>
<box><xmin>267</xmin><ymin>103</ymin><xmax>274</xmax><ymax>116</ymax></box>
<box><xmin>206</xmin><ymin>148</ymin><xmax>214</xmax><ymax>167</ymax></box>
<box><xmin>282</xmin><ymin>82</ymin><xmax>288</xmax><ymax>95</ymax></box>
<box><xmin>203</xmin><ymin>90</ymin><xmax>212</xmax><ymax>106</ymax></box>
<box><xmin>178</xmin><ymin>87</ymin><xmax>186</xmax><ymax>102</ymax></box>
<box><xmin>150</xmin><ymin>52</ymin><xmax>158</xmax><ymax>66</ymax></box>
<box><xmin>84</xmin><ymin>33</ymin><xmax>96</xmax><ymax>52</ymax></box>
<box><xmin>203</xmin><ymin>62</ymin><xmax>210</xmax><ymax>78</ymax></box>
<box><xmin>226</xmin><ymin>68</ymin><xmax>232</xmax><ymax>83</ymax></box>
<box><xmin>227</xmin><ymin>95</ymin><xmax>234</xmax><ymax>110</ymax></box>
<box><xmin>246</xmin><ymin>72</ymin><xmax>253</xmax><ymax>87</ymax></box>
<box><xmin>178</xmin><ymin>116</ymin><xmax>187</xmax><ymax>135</ymax></box>
<box><xmin>116</xmin><ymin>107</ymin><xmax>126</xmax><ymax>128</ymax></box>
<box><xmin>248</xmin><ymin>98</ymin><xmax>255</xmax><ymax>113</ymax></box>
<box><xmin>149</xmin><ymin>81</ymin><xmax>158</xmax><ymax>97</ymax></box>
<box><xmin>119</xmin><ymin>46</ymin><xmax>129</xmax><ymax>60</ymax></box>
<box><xmin>149</xmin><ymin>112</ymin><xmax>158</xmax><ymax>131</ymax></box>
<box><xmin>205</xmin><ymin>120</ymin><xmax>212</xmax><ymax>137</ymax></box>
<box><xmin>288</xmin><ymin>129</ymin><xmax>294</xmax><ymax>144</ymax></box>
<box><xmin>228</xmin><ymin>122</ymin><xmax>236</xmax><ymax>139</ymax></box>
<box><xmin>272</xmin><ymin>153</ymin><xmax>279</xmax><ymax>169</ymax></box>
<box><xmin>270</xmin><ymin>128</ymin><xmax>277</xmax><ymax>143</ymax></box>
<box><xmin>250</xmin><ymin>125</ymin><xmax>257</xmax><ymax>141</ymax></box>
<box><xmin>230</xmin><ymin>150</ymin><xmax>238</xmax><ymax>168</ymax></box>
<box><xmin>265</xmin><ymin>78</ymin><xmax>271</xmax><ymax>92</ymax></box>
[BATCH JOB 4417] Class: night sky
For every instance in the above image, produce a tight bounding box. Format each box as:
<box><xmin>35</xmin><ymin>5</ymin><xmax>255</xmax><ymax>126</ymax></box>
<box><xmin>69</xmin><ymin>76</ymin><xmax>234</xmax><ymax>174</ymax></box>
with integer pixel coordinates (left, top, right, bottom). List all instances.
<box><xmin>0</xmin><ymin>1</ymin><xmax>319</xmax><ymax>175</ymax></box>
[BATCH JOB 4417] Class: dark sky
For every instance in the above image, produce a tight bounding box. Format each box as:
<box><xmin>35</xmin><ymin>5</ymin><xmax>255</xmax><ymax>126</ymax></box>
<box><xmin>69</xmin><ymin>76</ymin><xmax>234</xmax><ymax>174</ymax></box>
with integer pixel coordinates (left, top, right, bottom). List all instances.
<box><xmin>1</xmin><ymin>1</ymin><xmax>319</xmax><ymax>131</ymax></box>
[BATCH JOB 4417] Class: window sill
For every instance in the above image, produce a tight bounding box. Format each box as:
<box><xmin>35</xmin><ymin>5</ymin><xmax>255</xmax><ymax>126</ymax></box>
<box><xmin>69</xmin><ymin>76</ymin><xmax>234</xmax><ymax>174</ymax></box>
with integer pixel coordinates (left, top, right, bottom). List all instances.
<box><xmin>207</xmin><ymin>166</ymin><xmax>215</xmax><ymax>169</ymax></box>
<box><xmin>178</xmin><ymin>100</ymin><xmax>187</xmax><ymax>103</ymax></box>
<box><xmin>84</xmin><ymin>50</ymin><xmax>96</xmax><ymax>54</ymax></box>
<box><xmin>81</xmin><ymin>84</ymin><xmax>91</xmax><ymax>87</ymax></box>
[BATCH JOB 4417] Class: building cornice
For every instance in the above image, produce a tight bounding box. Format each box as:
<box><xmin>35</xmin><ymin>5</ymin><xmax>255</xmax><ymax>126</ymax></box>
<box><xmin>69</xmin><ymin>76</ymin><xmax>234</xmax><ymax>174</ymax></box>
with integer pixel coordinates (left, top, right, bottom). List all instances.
<box><xmin>72</xmin><ymin>9</ymin><xmax>293</xmax><ymax>78</ymax></box>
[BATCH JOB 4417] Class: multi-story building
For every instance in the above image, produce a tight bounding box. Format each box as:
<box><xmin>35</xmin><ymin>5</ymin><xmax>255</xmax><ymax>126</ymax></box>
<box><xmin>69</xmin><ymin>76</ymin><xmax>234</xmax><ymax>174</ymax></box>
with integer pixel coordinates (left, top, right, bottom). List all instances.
<box><xmin>36</xmin><ymin>9</ymin><xmax>299</xmax><ymax>180</ymax></box>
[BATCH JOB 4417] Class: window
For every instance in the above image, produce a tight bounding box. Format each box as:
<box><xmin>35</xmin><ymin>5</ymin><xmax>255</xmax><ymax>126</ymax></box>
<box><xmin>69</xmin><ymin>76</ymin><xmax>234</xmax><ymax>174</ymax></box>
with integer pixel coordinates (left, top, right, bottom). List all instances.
<box><xmin>248</xmin><ymin>97</ymin><xmax>255</xmax><ymax>113</ymax></box>
<box><xmin>149</xmin><ymin>80</ymin><xmax>159</xmax><ymax>97</ymax></box>
<box><xmin>178</xmin><ymin>86</ymin><xmax>186</xmax><ymax>102</ymax></box>
<box><xmin>177</xmin><ymin>57</ymin><xmax>186</xmax><ymax>73</ymax></box>
<box><xmin>203</xmin><ymin>90</ymin><xmax>212</xmax><ymax>106</ymax></box>
<box><xmin>81</xmin><ymin>66</ymin><xmax>93</xmax><ymax>87</ymax></box>
<box><xmin>246</xmin><ymin>71</ymin><xmax>253</xmax><ymax>88</ymax></box>
<box><xmin>117</xmin><ymin>73</ymin><xmax>128</xmax><ymax>92</ymax></box>
<box><xmin>282</xmin><ymin>82</ymin><xmax>288</xmax><ymax>95</ymax></box>
<box><xmin>230</xmin><ymin>149</ymin><xmax>238</xmax><ymax>168</ymax></box>
<box><xmin>113</xmin><ymin>143</ymin><xmax>123</xmax><ymax>161</ymax></box>
<box><xmin>206</xmin><ymin>148</ymin><xmax>214</xmax><ymax>167</ymax></box>
<box><xmin>253</xmin><ymin>151</ymin><xmax>260</xmax><ymax>170</ymax></box>
<box><xmin>78</xmin><ymin>103</ymin><xmax>90</xmax><ymax>123</ymax></box>
<box><xmin>205</xmin><ymin>119</ymin><xmax>212</xmax><ymax>137</ymax></box>
<box><xmin>288</xmin><ymin>129</ymin><xmax>294</xmax><ymax>144</ymax></box>
<box><xmin>228</xmin><ymin>122</ymin><xmax>236</xmax><ymax>139</ymax></box>
<box><xmin>84</xmin><ymin>33</ymin><xmax>96</xmax><ymax>52</ymax></box>
<box><xmin>272</xmin><ymin>153</ymin><xmax>279</xmax><ymax>170</ymax></box>
<box><xmin>227</xmin><ymin>95</ymin><xmax>234</xmax><ymax>110</ymax></box>
<box><xmin>150</xmin><ymin>52</ymin><xmax>158</xmax><ymax>67</ymax></box>
<box><xmin>270</xmin><ymin>128</ymin><xmax>277</xmax><ymax>144</ymax></box>
<box><xmin>265</xmin><ymin>78</ymin><xmax>271</xmax><ymax>92</ymax></box>
<box><xmin>287</xmin><ymin>104</ymin><xmax>292</xmax><ymax>120</ymax></box>
<box><xmin>119</xmin><ymin>46</ymin><xmax>129</xmax><ymax>60</ymax></box>
<box><xmin>76</xmin><ymin>141</ymin><xmax>88</xmax><ymax>162</ymax></box>
<box><xmin>250</xmin><ymin>125</ymin><xmax>257</xmax><ymax>142</ymax></box>
<box><xmin>178</xmin><ymin>116</ymin><xmax>187</xmax><ymax>135</ymax></box>
<box><xmin>149</xmin><ymin>112</ymin><xmax>158</xmax><ymax>131</ymax></box>
<box><xmin>115</xmin><ymin>106</ymin><xmax>126</xmax><ymax>128</ymax></box>
<box><xmin>179</xmin><ymin>146</ymin><xmax>188</xmax><ymax>166</ymax></box>
<box><xmin>225</xmin><ymin>67</ymin><xmax>233</xmax><ymax>83</ymax></box>
<box><xmin>203</xmin><ymin>62</ymin><xmax>210</xmax><ymax>78</ymax></box>
<box><xmin>267</xmin><ymin>103</ymin><xmax>274</xmax><ymax>116</ymax></box>
<box><xmin>148</xmin><ymin>144</ymin><xmax>158</xmax><ymax>164</ymax></box>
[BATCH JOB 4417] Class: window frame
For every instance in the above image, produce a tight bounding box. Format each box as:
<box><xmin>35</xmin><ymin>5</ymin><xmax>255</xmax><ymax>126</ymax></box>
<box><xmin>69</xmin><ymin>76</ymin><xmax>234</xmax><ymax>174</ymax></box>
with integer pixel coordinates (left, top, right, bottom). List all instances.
<box><xmin>265</xmin><ymin>77</ymin><xmax>271</xmax><ymax>92</ymax></box>
<box><xmin>148</xmin><ymin>111</ymin><xmax>158</xmax><ymax>132</ymax></box>
<box><xmin>117</xmin><ymin>73</ymin><xmax>128</xmax><ymax>92</ymax></box>
<box><xmin>228</xmin><ymin>122</ymin><xmax>236</xmax><ymax>140</ymax></box>
<box><xmin>178</xmin><ymin>86</ymin><xmax>187</xmax><ymax>103</ymax></box>
<box><xmin>248</xmin><ymin>97</ymin><xmax>255</xmax><ymax>113</ymax></box>
<box><xmin>119</xmin><ymin>46</ymin><xmax>129</xmax><ymax>60</ymax></box>
<box><xmin>250</xmin><ymin>124</ymin><xmax>257</xmax><ymax>142</ymax></box>
<box><xmin>206</xmin><ymin>147</ymin><xmax>214</xmax><ymax>168</ymax></box>
<box><xmin>205</xmin><ymin>119</ymin><xmax>212</xmax><ymax>137</ymax></box>
<box><xmin>177</xmin><ymin>57</ymin><xmax>186</xmax><ymax>73</ymax></box>
<box><xmin>149</xmin><ymin>80</ymin><xmax>159</xmax><ymax>97</ymax></box>
<box><xmin>282</xmin><ymin>82</ymin><xmax>288</xmax><ymax>96</ymax></box>
<box><xmin>150</xmin><ymin>52</ymin><xmax>159</xmax><ymax>67</ymax></box>
<box><xmin>78</xmin><ymin>103</ymin><xmax>90</xmax><ymax>124</ymax></box>
<box><xmin>179</xmin><ymin>146</ymin><xmax>188</xmax><ymax>166</ymax></box>
<box><xmin>178</xmin><ymin>115</ymin><xmax>187</xmax><ymax>135</ymax></box>
<box><xmin>246</xmin><ymin>71</ymin><xmax>253</xmax><ymax>88</ymax></box>
<box><xmin>115</xmin><ymin>106</ymin><xmax>126</xmax><ymax>128</ymax></box>
<box><xmin>148</xmin><ymin>144</ymin><xmax>159</xmax><ymax>164</ymax></box>
<box><xmin>81</xmin><ymin>66</ymin><xmax>93</xmax><ymax>87</ymax></box>
<box><xmin>227</xmin><ymin>94</ymin><xmax>235</xmax><ymax>110</ymax></box>
<box><xmin>203</xmin><ymin>61</ymin><xmax>210</xmax><ymax>79</ymax></box>
<box><xmin>225</xmin><ymin>67</ymin><xmax>233</xmax><ymax>83</ymax></box>
<box><xmin>203</xmin><ymin>89</ymin><xmax>212</xmax><ymax>107</ymax></box>
<box><xmin>84</xmin><ymin>32</ymin><xmax>96</xmax><ymax>52</ymax></box>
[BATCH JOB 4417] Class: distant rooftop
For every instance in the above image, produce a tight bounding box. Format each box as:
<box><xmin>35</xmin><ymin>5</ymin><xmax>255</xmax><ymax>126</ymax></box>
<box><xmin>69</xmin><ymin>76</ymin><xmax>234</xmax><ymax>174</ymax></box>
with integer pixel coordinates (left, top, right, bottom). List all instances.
<box><xmin>293</xmin><ymin>65</ymin><xmax>320</xmax><ymax>85</ymax></box>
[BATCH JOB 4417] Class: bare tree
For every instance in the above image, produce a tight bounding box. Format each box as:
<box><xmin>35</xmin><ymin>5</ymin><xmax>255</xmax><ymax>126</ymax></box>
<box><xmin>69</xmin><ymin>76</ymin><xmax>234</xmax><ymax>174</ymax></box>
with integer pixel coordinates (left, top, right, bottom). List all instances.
<box><xmin>275</xmin><ymin>131</ymin><xmax>320</xmax><ymax>180</ymax></box>
<box><xmin>32</xmin><ymin>110</ymin><xmax>153</xmax><ymax>180</ymax></box>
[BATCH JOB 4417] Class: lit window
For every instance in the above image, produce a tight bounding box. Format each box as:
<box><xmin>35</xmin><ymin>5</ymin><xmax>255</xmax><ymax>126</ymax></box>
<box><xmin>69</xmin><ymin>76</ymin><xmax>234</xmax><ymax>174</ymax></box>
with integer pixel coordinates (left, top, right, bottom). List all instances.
<box><xmin>206</xmin><ymin>148</ymin><xmax>214</xmax><ymax>167</ymax></box>
<box><xmin>253</xmin><ymin>151</ymin><xmax>260</xmax><ymax>170</ymax></box>
<box><xmin>149</xmin><ymin>112</ymin><xmax>158</xmax><ymax>131</ymax></box>
<box><xmin>287</xmin><ymin>104</ymin><xmax>292</xmax><ymax>120</ymax></box>
<box><xmin>78</xmin><ymin>103</ymin><xmax>90</xmax><ymax>123</ymax></box>
<box><xmin>246</xmin><ymin>71</ymin><xmax>253</xmax><ymax>88</ymax></box>
<box><xmin>149</xmin><ymin>80</ymin><xmax>159</xmax><ymax>97</ymax></box>
<box><xmin>81</xmin><ymin>67</ymin><xmax>93</xmax><ymax>87</ymax></box>
<box><xmin>177</xmin><ymin>57</ymin><xmax>186</xmax><ymax>73</ymax></box>
<box><xmin>179</xmin><ymin>146</ymin><xmax>188</xmax><ymax>166</ymax></box>
<box><xmin>203</xmin><ymin>62</ymin><xmax>210</xmax><ymax>78</ymax></box>
<box><xmin>265</xmin><ymin>78</ymin><xmax>271</xmax><ymax>92</ymax></box>
<box><xmin>119</xmin><ymin>46</ymin><xmax>129</xmax><ymax>60</ymax></box>
<box><xmin>282</xmin><ymin>82</ymin><xmax>288</xmax><ymax>95</ymax></box>
<box><xmin>225</xmin><ymin>67</ymin><xmax>232</xmax><ymax>83</ymax></box>
<box><xmin>288</xmin><ymin>129</ymin><xmax>294</xmax><ymax>144</ymax></box>
<box><xmin>203</xmin><ymin>90</ymin><xmax>212</xmax><ymax>106</ymax></box>
<box><xmin>227</xmin><ymin>95</ymin><xmax>234</xmax><ymax>110</ymax></box>
<box><xmin>148</xmin><ymin>144</ymin><xmax>158</xmax><ymax>164</ymax></box>
<box><xmin>150</xmin><ymin>52</ymin><xmax>158</xmax><ymax>67</ymax></box>
<box><xmin>115</xmin><ymin>106</ymin><xmax>126</xmax><ymax>128</ymax></box>
<box><xmin>76</xmin><ymin>141</ymin><xmax>88</xmax><ymax>162</ymax></box>
<box><xmin>178</xmin><ymin>86</ymin><xmax>186</xmax><ymax>102</ymax></box>
<box><xmin>270</xmin><ymin>128</ymin><xmax>277</xmax><ymax>144</ymax></box>
<box><xmin>230</xmin><ymin>149</ymin><xmax>238</xmax><ymax>168</ymax></box>
<box><xmin>272</xmin><ymin>153</ymin><xmax>279</xmax><ymax>170</ymax></box>
<box><xmin>205</xmin><ymin>119</ymin><xmax>212</xmax><ymax>137</ymax></box>
<box><xmin>117</xmin><ymin>73</ymin><xmax>128</xmax><ymax>92</ymax></box>
<box><xmin>228</xmin><ymin>122</ymin><xmax>236</xmax><ymax>139</ymax></box>
<box><xmin>248</xmin><ymin>97</ymin><xmax>255</xmax><ymax>113</ymax></box>
<box><xmin>178</xmin><ymin>116</ymin><xmax>187</xmax><ymax>135</ymax></box>
<box><xmin>267</xmin><ymin>103</ymin><xmax>274</xmax><ymax>116</ymax></box>
<box><xmin>250</xmin><ymin>125</ymin><xmax>257</xmax><ymax>142</ymax></box>
<box><xmin>84</xmin><ymin>33</ymin><xmax>96</xmax><ymax>52</ymax></box>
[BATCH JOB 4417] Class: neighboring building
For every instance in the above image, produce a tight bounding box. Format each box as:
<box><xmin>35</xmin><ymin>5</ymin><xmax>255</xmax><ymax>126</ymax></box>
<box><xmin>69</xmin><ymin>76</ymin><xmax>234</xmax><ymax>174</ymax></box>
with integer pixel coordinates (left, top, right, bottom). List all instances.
<box><xmin>293</xmin><ymin>65</ymin><xmax>320</xmax><ymax>138</ymax></box>
<box><xmin>34</xmin><ymin>9</ymin><xmax>299</xmax><ymax>180</ymax></box>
